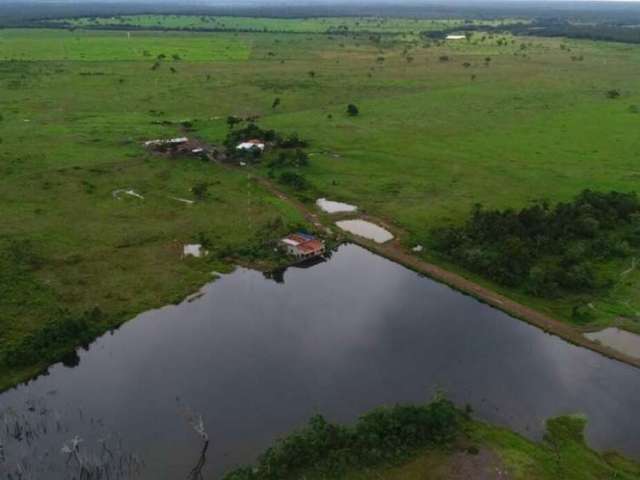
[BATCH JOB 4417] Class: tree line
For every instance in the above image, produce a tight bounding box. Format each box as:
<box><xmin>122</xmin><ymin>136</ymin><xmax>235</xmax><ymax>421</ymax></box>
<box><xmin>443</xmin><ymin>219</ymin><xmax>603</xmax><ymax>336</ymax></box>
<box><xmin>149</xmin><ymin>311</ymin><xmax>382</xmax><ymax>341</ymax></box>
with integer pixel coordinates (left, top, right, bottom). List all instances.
<box><xmin>432</xmin><ymin>190</ymin><xmax>640</xmax><ymax>301</ymax></box>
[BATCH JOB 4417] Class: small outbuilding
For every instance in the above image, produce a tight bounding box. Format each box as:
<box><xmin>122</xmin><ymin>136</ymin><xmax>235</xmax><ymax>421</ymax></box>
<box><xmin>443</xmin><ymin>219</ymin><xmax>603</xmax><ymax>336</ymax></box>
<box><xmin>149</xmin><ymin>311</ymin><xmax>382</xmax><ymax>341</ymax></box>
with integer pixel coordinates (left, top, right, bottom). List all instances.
<box><xmin>281</xmin><ymin>233</ymin><xmax>325</xmax><ymax>260</ymax></box>
<box><xmin>236</xmin><ymin>139</ymin><xmax>265</xmax><ymax>151</ymax></box>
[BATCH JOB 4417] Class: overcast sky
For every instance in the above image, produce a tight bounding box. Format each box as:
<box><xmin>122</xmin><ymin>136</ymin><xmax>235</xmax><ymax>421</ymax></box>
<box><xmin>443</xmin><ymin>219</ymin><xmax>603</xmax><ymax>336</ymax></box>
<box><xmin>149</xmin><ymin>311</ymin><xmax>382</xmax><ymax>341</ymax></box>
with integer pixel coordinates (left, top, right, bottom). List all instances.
<box><xmin>12</xmin><ymin>0</ymin><xmax>640</xmax><ymax>3</ymax></box>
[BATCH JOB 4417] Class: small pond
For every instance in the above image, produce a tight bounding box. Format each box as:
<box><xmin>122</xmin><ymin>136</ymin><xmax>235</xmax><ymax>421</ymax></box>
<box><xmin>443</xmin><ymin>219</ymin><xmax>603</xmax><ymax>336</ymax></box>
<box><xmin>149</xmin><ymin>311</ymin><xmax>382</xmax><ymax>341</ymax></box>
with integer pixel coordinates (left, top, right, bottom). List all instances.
<box><xmin>336</xmin><ymin>219</ymin><xmax>394</xmax><ymax>243</ymax></box>
<box><xmin>316</xmin><ymin>198</ymin><xmax>358</xmax><ymax>214</ymax></box>
<box><xmin>1</xmin><ymin>244</ymin><xmax>640</xmax><ymax>479</ymax></box>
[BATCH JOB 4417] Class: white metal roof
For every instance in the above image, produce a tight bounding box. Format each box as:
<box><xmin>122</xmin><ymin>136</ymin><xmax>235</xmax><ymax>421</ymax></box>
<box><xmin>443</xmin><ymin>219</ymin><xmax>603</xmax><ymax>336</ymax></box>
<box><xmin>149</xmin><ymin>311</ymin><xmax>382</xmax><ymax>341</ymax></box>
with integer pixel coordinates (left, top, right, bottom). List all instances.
<box><xmin>236</xmin><ymin>142</ymin><xmax>265</xmax><ymax>151</ymax></box>
<box><xmin>281</xmin><ymin>238</ymin><xmax>300</xmax><ymax>246</ymax></box>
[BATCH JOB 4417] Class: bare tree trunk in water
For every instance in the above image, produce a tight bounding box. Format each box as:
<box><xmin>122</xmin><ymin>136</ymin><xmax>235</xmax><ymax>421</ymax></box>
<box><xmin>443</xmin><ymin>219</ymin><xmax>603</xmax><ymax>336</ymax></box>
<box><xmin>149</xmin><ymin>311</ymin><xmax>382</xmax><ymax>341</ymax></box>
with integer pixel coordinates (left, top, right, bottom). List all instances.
<box><xmin>186</xmin><ymin>439</ymin><xmax>209</xmax><ymax>480</ymax></box>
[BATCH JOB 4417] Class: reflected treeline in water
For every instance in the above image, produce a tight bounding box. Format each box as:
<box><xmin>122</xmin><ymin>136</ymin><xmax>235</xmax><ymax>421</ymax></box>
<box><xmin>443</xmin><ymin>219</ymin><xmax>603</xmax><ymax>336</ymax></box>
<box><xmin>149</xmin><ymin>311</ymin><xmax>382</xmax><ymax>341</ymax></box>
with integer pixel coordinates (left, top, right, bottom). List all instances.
<box><xmin>0</xmin><ymin>396</ymin><xmax>143</xmax><ymax>479</ymax></box>
<box><xmin>263</xmin><ymin>248</ymin><xmax>335</xmax><ymax>284</ymax></box>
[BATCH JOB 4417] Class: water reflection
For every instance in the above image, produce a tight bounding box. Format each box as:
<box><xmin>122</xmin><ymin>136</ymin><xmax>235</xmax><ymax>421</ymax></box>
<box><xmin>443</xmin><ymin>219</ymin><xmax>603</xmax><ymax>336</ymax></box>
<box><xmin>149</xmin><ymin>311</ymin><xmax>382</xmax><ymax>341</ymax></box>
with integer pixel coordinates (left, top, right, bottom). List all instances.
<box><xmin>1</xmin><ymin>244</ymin><xmax>639</xmax><ymax>479</ymax></box>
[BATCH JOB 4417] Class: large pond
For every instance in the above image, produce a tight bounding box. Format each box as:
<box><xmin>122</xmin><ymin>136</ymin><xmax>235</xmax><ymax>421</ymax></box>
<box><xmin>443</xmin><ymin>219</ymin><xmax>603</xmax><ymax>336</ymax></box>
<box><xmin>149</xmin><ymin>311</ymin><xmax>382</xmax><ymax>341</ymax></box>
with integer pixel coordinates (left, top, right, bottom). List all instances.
<box><xmin>2</xmin><ymin>244</ymin><xmax>640</xmax><ymax>479</ymax></box>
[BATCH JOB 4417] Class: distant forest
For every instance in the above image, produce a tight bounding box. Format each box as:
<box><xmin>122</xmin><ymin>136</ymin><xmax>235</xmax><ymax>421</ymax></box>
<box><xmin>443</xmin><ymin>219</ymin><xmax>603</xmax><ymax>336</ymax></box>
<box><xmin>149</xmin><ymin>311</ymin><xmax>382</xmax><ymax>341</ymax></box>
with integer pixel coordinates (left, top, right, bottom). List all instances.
<box><xmin>425</xmin><ymin>18</ymin><xmax>640</xmax><ymax>44</ymax></box>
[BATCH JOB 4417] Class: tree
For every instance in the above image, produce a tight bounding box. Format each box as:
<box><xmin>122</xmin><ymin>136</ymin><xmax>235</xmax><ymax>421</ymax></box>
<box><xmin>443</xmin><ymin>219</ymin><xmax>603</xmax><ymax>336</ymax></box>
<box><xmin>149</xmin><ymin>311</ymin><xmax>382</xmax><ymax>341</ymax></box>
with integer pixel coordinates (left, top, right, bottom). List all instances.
<box><xmin>272</xmin><ymin>97</ymin><xmax>281</xmax><ymax>109</ymax></box>
<box><xmin>192</xmin><ymin>183</ymin><xmax>209</xmax><ymax>200</ymax></box>
<box><xmin>308</xmin><ymin>70</ymin><xmax>316</xmax><ymax>78</ymax></box>
<box><xmin>606</xmin><ymin>89</ymin><xmax>621</xmax><ymax>99</ymax></box>
<box><xmin>347</xmin><ymin>104</ymin><xmax>359</xmax><ymax>116</ymax></box>
<box><xmin>226</xmin><ymin>116</ymin><xmax>241</xmax><ymax>129</ymax></box>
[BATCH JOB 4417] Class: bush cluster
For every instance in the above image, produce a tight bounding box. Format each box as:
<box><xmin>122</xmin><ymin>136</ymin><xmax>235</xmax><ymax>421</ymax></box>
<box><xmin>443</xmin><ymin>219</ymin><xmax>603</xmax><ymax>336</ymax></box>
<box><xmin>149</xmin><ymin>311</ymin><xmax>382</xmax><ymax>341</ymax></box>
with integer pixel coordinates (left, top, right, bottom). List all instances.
<box><xmin>432</xmin><ymin>190</ymin><xmax>640</xmax><ymax>298</ymax></box>
<box><xmin>267</xmin><ymin>149</ymin><xmax>309</xmax><ymax>169</ymax></box>
<box><xmin>224</xmin><ymin>396</ymin><xmax>461</xmax><ymax>480</ymax></box>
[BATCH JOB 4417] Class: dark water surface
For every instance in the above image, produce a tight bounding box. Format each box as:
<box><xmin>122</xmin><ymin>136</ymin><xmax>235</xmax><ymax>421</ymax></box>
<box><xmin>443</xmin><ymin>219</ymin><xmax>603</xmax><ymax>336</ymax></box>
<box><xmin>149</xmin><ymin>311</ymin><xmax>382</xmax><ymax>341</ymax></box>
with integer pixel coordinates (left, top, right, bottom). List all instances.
<box><xmin>2</xmin><ymin>244</ymin><xmax>640</xmax><ymax>478</ymax></box>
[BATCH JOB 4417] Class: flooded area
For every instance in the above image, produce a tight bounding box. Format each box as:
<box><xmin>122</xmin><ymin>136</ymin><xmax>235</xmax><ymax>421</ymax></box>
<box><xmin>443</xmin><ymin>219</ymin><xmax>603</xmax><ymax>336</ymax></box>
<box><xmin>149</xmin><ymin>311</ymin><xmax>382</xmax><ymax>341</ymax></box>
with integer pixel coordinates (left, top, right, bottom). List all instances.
<box><xmin>336</xmin><ymin>219</ymin><xmax>394</xmax><ymax>243</ymax></box>
<box><xmin>316</xmin><ymin>198</ymin><xmax>358</xmax><ymax>214</ymax></box>
<box><xmin>2</xmin><ymin>244</ymin><xmax>640</xmax><ymax>479</ymax></box>
<box><xmin>585</xmin><ymin>327</ymin><xmax>640</xmax><ymax>359</ymax></box>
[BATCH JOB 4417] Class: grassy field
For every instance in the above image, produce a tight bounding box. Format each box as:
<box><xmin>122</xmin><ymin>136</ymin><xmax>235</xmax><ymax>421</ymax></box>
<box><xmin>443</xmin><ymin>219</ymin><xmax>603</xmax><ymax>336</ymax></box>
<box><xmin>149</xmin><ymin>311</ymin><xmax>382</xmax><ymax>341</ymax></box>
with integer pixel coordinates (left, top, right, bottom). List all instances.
<box><xmin>0</xmin><ymin>28</ymin><xmax>250</xmax><ymax>61</ymax></box>
<box><xmin>2</xmin><ymin>22</ymin><xmax>640</xmax><ymax>388</ymax></box>
<box><xmin>48</xmin><ymin>15</ymin><xmax>528</xmax><ymax>34</ymax></box>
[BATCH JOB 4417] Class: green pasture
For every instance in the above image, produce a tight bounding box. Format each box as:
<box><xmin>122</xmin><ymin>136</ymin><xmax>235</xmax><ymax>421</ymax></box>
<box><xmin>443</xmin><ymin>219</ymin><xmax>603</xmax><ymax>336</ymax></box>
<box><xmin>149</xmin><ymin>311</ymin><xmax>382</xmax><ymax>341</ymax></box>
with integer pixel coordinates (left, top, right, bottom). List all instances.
<box><xmin>2</xmin><ymin>25</ymin><xmax>640</xmax><ymax>387</ymax></box>
<box><xmin>0</xmin><ymin>29</ymin><xmax>250</xmax><ymax>61</ymax></box>
<box><xmin>50</xmin><ymin>15</ymin><xmax>529</xmax><ymax>34</ymax></box>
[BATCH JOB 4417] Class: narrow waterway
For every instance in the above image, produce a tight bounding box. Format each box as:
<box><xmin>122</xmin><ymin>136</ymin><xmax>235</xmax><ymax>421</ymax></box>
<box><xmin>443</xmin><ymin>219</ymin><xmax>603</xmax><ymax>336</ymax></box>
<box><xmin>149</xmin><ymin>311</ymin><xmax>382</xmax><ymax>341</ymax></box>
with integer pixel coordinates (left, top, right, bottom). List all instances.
<box><xmin>1</xmin><ymin>244</ymin><xmax>639</xmax><ymax>479</ymax></box>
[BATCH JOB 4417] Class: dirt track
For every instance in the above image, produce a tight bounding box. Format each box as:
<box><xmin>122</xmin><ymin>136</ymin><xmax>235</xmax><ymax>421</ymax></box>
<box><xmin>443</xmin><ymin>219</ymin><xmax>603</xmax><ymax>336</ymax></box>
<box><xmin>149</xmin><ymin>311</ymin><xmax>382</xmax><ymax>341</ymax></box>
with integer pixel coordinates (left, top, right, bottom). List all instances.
<box><xmin>254</xmin><ymin>173</ymin><xmax>640</xmax><ymax>370</ymax></box>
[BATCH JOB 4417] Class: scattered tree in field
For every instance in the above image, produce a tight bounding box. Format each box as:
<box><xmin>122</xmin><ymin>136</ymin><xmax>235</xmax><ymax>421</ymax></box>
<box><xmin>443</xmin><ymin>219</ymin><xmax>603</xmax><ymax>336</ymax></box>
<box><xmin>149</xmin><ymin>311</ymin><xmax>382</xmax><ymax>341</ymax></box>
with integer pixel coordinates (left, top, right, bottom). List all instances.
<box><xmin>347</xmin><ymin>104</ymin><xmax>359</xmax><ymax>116</ymax></box>
<box><xmin>192</xmin><ymin>183</ymin><xmax>209</xmax><ymax>200</ymax></box>
<box><xmin>272</xmin><ymin>97</ymin><xmax>281</xmax><ymax>109</ymax></box>
<box><xmin>279</xmin><ymin>171</ymin><xmax>309</xmax><ymax>190</ymax></box>
<box><xmin>308</xmin><ymin>70</ymin><xmax>316</xmax><ymax>78</ymax></box>
<box><xmin>169</xmin><ymin>67</ymin><xmax>177</xmax><ymax>74</ymax></box>
<box><xmin>439</xmin><ymin>55</ymin><xmax>449</xmax><ymax>62</ymax></box>
<box><xmin>606</xmin><ymin>89</ymin><xmax>621</xmax><ymax>99</ymax></box>
<box><xmin>227</xmin><ymin>116</ymin><xmax>242</xmax><ymax>129</ymax></box>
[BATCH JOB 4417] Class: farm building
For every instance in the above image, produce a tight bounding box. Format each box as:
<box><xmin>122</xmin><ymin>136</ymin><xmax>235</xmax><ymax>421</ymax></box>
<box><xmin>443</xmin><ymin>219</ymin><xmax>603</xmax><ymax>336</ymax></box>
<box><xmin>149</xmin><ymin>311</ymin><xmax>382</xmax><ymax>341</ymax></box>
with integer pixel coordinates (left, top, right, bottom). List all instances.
<box><xmin>236</xmin><ymin>139</ymin><xmax>266</xmax><ymax>151</ymax></box>
<box><xmin>144</xmin><ymin>137</ymin><xmax>188</xmax><ymax>148</ymax></box>
<box><xmin>281</xmin><ymin>233</ymin><xmax>325</xmax><ymax>260</ymax></box>
<box><xmin>446</xmin><ymin>34</ymin><xmax>466</xmax><ymax>40</ymax></box>
<box><xmin>144</xmin><ymin>137</ymin><xmax>213</xmax><ymax>158</ymax></box>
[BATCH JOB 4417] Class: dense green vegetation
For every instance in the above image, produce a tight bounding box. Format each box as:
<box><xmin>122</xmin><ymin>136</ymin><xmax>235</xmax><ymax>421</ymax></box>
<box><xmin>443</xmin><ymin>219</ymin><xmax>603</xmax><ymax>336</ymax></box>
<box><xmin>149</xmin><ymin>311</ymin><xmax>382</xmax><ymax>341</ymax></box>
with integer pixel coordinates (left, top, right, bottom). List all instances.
<box><xmin>433</xmin><ymin>190</ymin><xmax>640</xmax><ymax>321</ymax></box>
<box><xmin>45</xmin><ymin>15</ymin><xmax>527</xmax><ymax>35</ymax></box>
<box><xmin>225</xmin><ymin>396</ymin><xmax>461</xmax><ymax>480</ymax></box>
<box><xmin>223</xmin><ymin>399</ymin><xmax>640</xmax><ymax>480</ymax></box>
<box><xmin>2</xmin><ymin>15</ymin><xmax>640</xmax><ymax>387</ymax></box>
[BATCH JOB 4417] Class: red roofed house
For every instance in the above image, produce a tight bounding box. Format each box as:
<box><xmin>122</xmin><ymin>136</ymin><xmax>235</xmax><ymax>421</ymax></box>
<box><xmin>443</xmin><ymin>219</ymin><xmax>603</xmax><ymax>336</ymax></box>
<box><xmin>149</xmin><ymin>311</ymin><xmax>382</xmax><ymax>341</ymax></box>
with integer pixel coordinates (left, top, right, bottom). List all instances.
<box><xmin>281</xmin><ymin>233</ymin><xmax>325</xmax><ymax>260</ymax></box>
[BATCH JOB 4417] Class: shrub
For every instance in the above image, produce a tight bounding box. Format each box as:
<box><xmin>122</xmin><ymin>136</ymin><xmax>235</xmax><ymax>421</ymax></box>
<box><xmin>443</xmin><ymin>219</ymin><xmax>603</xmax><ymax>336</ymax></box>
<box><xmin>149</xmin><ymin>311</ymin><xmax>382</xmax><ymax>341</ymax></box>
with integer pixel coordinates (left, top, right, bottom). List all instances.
<box><xmin>278</xmin><ymin>172</ymin><xmax>309</xmax><ymax>190</ymax></box>
<box><xmin>606</xmin><ymin>89</ymin><xmax>621</xmax><ymax>99</ymax></box>
<box><xmin>268</xmin><ymin>150</ymin><xmax>309</xmax><ymax>169</ymax></box>
<box><xmin>192</xmin><ymin>182</ymin><xmax>209</xmax><ymax>200</ymax></box>
<box><xmin>347</xmin><ymin>104</ymin><xmax>359</xmax><ymax>116</ymax></box>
